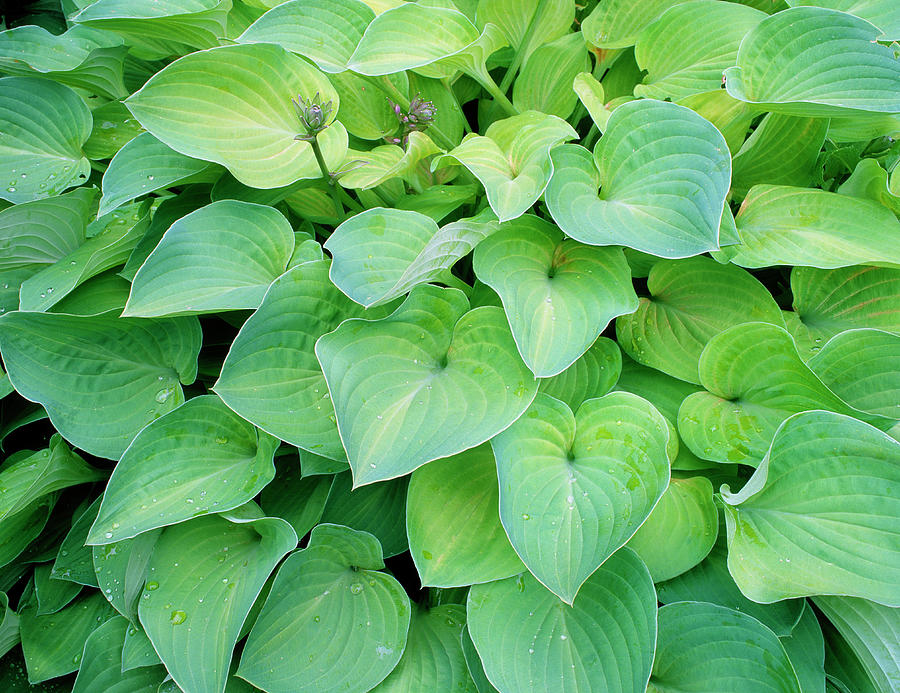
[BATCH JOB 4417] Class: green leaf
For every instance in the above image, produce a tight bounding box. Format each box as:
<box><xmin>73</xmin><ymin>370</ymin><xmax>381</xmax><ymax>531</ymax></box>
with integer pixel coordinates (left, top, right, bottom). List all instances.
<box><xmin>260</xmin><ymin>456</ymin><xmax>330</xmax><ymax>539</ymax></box>
<box><xmin>316</xmin><ymin>285</ymin><xmax>538</xmax><ymax>486</ymax></box>
<box><xmin>676</xmin><ymin>89</ymin><xmax>756</xmax><ymax>155</ymax></box>
<box><xmin>786</xmin><ymin>0</ymin><xmax>899</xmax><ymax>39</ymax></box>
<box><xmin>572</xmin><ymin>72</ymin><xmax>609</xmax><ymax>131</ymax></box>
<box><xmin>814</xmin><ymin>596</ymin><xmax>899</xmax><ymax>692</ymax></box>
<box><xmin>615</xmin><ymin>256</ymin><xmax>785</xmax><ymax>384</ymax></box>
<box><xmin>123</xmin><ymin>200</ymin><xmax>296</xmax><ymax>317</ymax></box>
<box><xmin>372</xmin><ymin>604</ymin><xmax>476</xmax><ymax>692</ymax></box>
<box><xmin>321</xmin><ymin>471</ymin><xmax>409</xmax><ymax>558</ymax></box>
<box><xmin>34</xmin><ymin>563</ymin><xmax>81</xmax><ymax>615</ymax></box>
<box><xmin>731</xmin><ymin>114</ymin><xmax>830</xmax><ymax>198</ymax></box>
<box><xmin>0</xmin><ymin>312</ymin><xmax>201</xmax><ymax>459</ymax></box>
<box><xmin>325</xmin><ymin>207</ymin><xmax>499</xmax><ymax>308</ymax></box>
<box><xmin>838</xmin><ymin>159</ymin><xmax>900</xmax><ymax>215</ymax></box>
<box><xmin>93</xmin><ymin>530</ymin><xmax>161</xmax><ymax>623</ymax></box>
<box><xmin>491</xmin><ymin>391</ymin><xmax>669</xmax><ymax>603</ymax></box>
<box><xmin>237</xmin><ymin>524</ymin><xmax>411</xmax><ymax>693</ymax></box>
<box><xmin>407</xmin><ymin>444</ymin><xmax>524</xmax><ymax>588</ymax></box>
<box><xmin>433</xmin><ymin>111</ymin><xmax>577</xmax><ymax>222</ymax></box>
<box><xmin>329</xmin><ymin>70</ymin><xmax>408</xmax><ymax>141</ymax></box>
<box><xmin>125</xmin><ymin>43</ymin><xmax>347</xmax><ymax>189</ymax></box>
<box><xmin>626</xmin><ymin>475</ymin><xmax>718</xmax><ymax>582</ymax></box>
<box><xmin>723</xmin><ymin>7</ymin><xmax>900</xmax><ymax>116</ymax></box>
<box><xmin>72</xmin><ymin>616</ymin><xmax>165</xmax><ymax>693</ymax></box>
<box><xmin>808</xmin><ymin>329</ymin><xmax>900</xmax><ymax>419</ymax></box>
<box><xmin>722</xmin><ymin>185</ymin><xmax>900</xmax><ymax>268</ymax></box>
<box><xmin>467</xmin><ymin>547</ymin><xmax>657</xmax><ymax>693</ymax></box>
<box><xmin>721</xmin><ymin>410</ymin><xmax>900</xmax><ymax>606</ymax></box>
<box><xmin>88</xmin><ymin>395</ymin><xmax>278</xmax><ymax>544</ymax></box>
<box><xmin>634</xmin><ymin>1</ymin><xmax>766</xmax><ymax>100</ymax></box>
<box><xmin>0</xmin><ymin>591</ymin><xmax>19</xmax><ymax>659</ymax></box>
<box><xmin>649</xmin><ymin>602</ymin><xmax>802</xmax><ymax>692</ymax></box>
<box><xmin>138</xmin><ymin>511</ymin><xmax>296</xmax><ymax>693</ymax></box>
<box><xmin>582</xmin><ymin>0</ymin><xmax>683</xmax><ymax>48</ymax></box>
<box><xmin>545</xmin><ymin>100</ymin><xmax>731</xmax><ymax>258</ymax></box>
<box><xmin>20</xmin><ymin>591</ymin><xmax>116</xmax><ymax>683</ymax></box>
<box><xmin>0</xmin><ymin>24</ymin><xmax>128</xmax><ymax>100</ymax></box>
<box><xmin>512</xmin><ymin>33</ymin><xmax>591</xmax><ymax>119</ymax></box>
<box><xmin>82</xmin><ymin>100</ymin><xmax>144</xmax><ymax>160</ymax></box>
<box><xmin>49</xmin><ymin>268</ymin><xmax>132</xmax><ymax>317</ymax></box>
<box><xmin>537</xmin><ymin>337</ymin><xmax>622</xmax><ymax>412</ymax></box>
<box><xmin>238</xmin><ymin>0</ymin><xmax>375</xmax><ymax>73</ymax></box>
<box><xmin>823</xmin><ymin>615</ymin><xmax>881</xmax><ymax>693</ymax></box>
<box><xmin>98</xmin><ymin>133</ymin><xmax>218</xmax><ymax>217</ymax></box>
<box><xmin>476</xmin><ymin>0</ymin><xmax>574</xmax><ymax>65</ymax></box>
<box><xmin>473</xmin><ymin>214</ymin><xmax>636</xmax><ymax>377</ymax></box>
<box><xmin>0</xmin><ymin>76</ymin><xmax>92</xmax><ymax>204</ymax></box>
<box><xmin>779</xmin><ymin>603</ymin><xmax>826</xmax><ymax>693</ymax></box>
<box><xmin>51</xmin><ymin>497</ymin><xmax>101</xmax><ymax>586</ymax></box>
<box><xmin>122</xmin><ymin>623</ymin><xmax>161</xmax><ymax>671</ymax></box>
<box><xmin>214</xmin><ymin>259</ymin><xmax>387</xmax><ymax>461</ymax></box>
<box><xmin>677</xmin><ymin>322</ymin><xmax>881</xmax><ymax>465</ymax></box>
<box><xmin>338</xmin><ymin>133</ymin><xmax>442</xmax><ymax>191</ymax></box>
<box><xmin>461</xmin><ymin>623</ymin><xmax>498</xmax><ymax>693</ymax></box>
<box><xmin>0</xmin><ymin>495</ymin><xmax>55</xmax><ymax>571</ymax></box>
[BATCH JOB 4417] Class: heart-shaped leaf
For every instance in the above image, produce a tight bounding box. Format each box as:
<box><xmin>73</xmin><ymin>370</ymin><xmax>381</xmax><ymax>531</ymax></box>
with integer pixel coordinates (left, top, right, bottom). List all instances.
<box><xmin>474</xmin><ymin>214</ymin><xmax>636</xmax><ymax>377</ymax></box>
<box><xmin>407</xmin><ymin>444</ymin><xmax>524</xmax><ymax>588</ymax></box>
<box><xmin>0</xmin><ymin>76</ymin><xmax>92</xmax><ymax>204</ymax></box>
<box><xmin>125</xmin><ymin>43</ymin><xmax>347</xmax><ymax>189</ymax></box>
<box><xmin>677</xmin><ymin>322</ymin><xmax>886</xmax><ymax>465</ymax></box>
<box><xmin>123</xmin><ymin>200</ymin><xmax>297</xmax><ymax>317</ymax></box>
<box><xmin>316</xmin><ymin>285</ymin><xmax>538</xmax><ymax>486</ymax></box>
<box><xmin>88</xmin><ymin>395</ymin><xmax>279</xmax><ymax>544</ymax></box>
<box><xmin>325</xmin><ymin>207</ymin><xmax>499</xmax><ymax>308</ymax></box>
<box><xmin>538</xmin><ymin>337</ymin><xmax>622</xmax><ymax>412</ymax></box>
<box><xmin>545</xmin><ymin>100</ymin><xmax>731</xmax><ymax>258</ymax></box>
<box><xmin>434</xmin><ymin>111</ymin><xmax>577</xmax><ymax>222</ymax></box>
<box><xmin>649</xmin><ymin>602</ymin><xmax>801</xmax><ymax>692</ymax></box>
<box><xmin>467</xmin><ymin>547</ymin><xmax>657</xmax><ymax>693</ymax></box>
<box><xmin>615</xmin><ymin>256</ymin><xmax>785</xmax><ymax>384</ymax></box>
<box><xmin>237</xmin><ymin>0</ymin><xmax>375</xmax><ymax>73</ymax></box>
<box><xmin>138</xmin><ymin>510</ymin><xmax>297</xmax><ymax>693</ymax></box>
<box><xmin>237</xmin><ymin>524</ymin><xmax>411</xmax><ymax>693</ymax></box>
<box><xmin>214</xmin><ymin>259</ymin><xmax>388</xmax><ymax>461</ymax></box>
<box><xmin>721</xmin><ymin>410</ymin><xmax>900</xmax><ymax>606</ymax></box>
<box><xmin>724</xmin><ymin>7</ymin><xmax>900</xmax><ymax>116</ymax></box>
<box><xmin>491</xmin><ymin>391</ymin><xmax>669</xmax><ymax>603</ymax></box>
<box><xmin>0</xmin><ymin>312</ymin><xmax>201</xmax><ymax>459</ymax></box>
<box><xmin>634</xmin><ymin>1</ymin><xmax>766</xmax><ymax>100</ymax></box>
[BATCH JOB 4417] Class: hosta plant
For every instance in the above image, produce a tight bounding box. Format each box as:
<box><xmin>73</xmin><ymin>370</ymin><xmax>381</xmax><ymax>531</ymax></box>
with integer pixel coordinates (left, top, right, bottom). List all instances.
<box><xmin>0</xmin><ymin>0</ymin><xmax>899</xmax><ymax>692</ymax></box>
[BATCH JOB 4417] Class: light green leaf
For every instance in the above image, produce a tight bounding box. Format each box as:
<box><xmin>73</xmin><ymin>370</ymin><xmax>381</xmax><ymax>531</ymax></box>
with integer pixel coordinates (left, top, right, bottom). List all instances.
<box><xmin>34</xmin><ymin>563</ymin><xmax>81</xmax><ymax>615</ymax></box>
<box><xmin>467</xmin><ymin>547</ymin><xmax>657</xmax><ymax>693</ymax></box>
<box><xmin>722</xmin><ymin>185</ymin><xmax>900</xmax><ymax>269</ymax></box>
<box><xmin>330</xmin><ymin>70</ymin><xmax>408</xmax><ymax>141</ymax></box>
<box><xmin>779</xmin><ymin>603</ymin><xmax>826</xmax><ymax>693</ymax></box>
<box><xmin>545</xmin><ymin>100</ymin><xmax>731</xmax><ymax>258</ymax></box>
<box><xmin>49</xmin><ymin>268</ymin><xmax>132</xmax><ymax>317</ymax></box>
<box><xmin>214</xmin><ymin>259</ymin><xmax>387</xmax><ymax>461</ymax></box>
<box><xmin>433</xmin><ymin>111</ymin><xmax>576</xmax><ymax>222</ymax></box>
<box><xmin>721</xmin><ymin>410</ymin><xmax>900</xmax><ymax>606</ymax></box>
<box><xmin>325</xmin><ymin>207</ymin><xmax>498</xmax><ymax>308</ymax></box>
<box><xmin>676</xmin><ymin>89</ymin><xmax>756</xmax><ymax>155</ymax></box>
<box><xmin>0</xmin><ymin>76</ymin><xmax>92</xmax><ymax>204</ymax></box>
<box><xmin>19</xmin><ymin>203</ymin><xmax>150</xmax><ymax>313</ymax></box>
<box><xmin>461</xmin><ymin>624</ymin><xmax>498</xmax><ymax>693</ymax></box>
<box><xmin>316</xmin><ymin>285</ymin><xmax>538</xmax><ymax>486</ymax></box>
<box><xmin>809</xmin><ymin>329</ymin><xmax>900</xmax><ymax>419</ymax></box>
<box><xmin>581</xmin><ymin>0</ymin><xmax>683</xmax><ymax>48</ymax></box>
<box><xmin>407</xmin><ymin>444</ymin><xmax>524</xmax><ymax>588</ymax></box>
<box><xmin>0</xmin><ymin>312</ymin><xmax>201</xmax><ymax>459</ymax></box>
<box><xmin>476</xmin><ymin>0</ymin><xmax>574</xmax><ymax>65</ymax></box>
<box><xmin>512</xmin><ymin>33</ymin><xmax>591</xmax><ymax>119</ymax></box>
<box><xmin>51</xmin><ymin>497</ymin><xmax>101</xmax><ymax>586</ymax></box>
<box><xmin>125</xmin><ymin>43</ymin><xmax>347</xmax><ymax>189</ymax></box>
<box><xmin>238</xmin><ymin>0</ymin><xmax>375</xmax><ymax>73</ymax></box>
<box><xmin>98</xmin><ymin>133</ymin><xmax>218</xmax><ymax>217</ymax></box>
<box><xmin>93</xmin><ymin>530</ymin><xmax>161</xmax><ymax>623</ymax></box>
<box><xmin>372</xmin><ymin>604</ymin><xmax>476</xmax><ymax>692</ymax></box>
<box><xmin>20</xmin><ymin>591</ymin><xmax>116</xmax><ymax>683</ymax></box>
<box><xmin>0</xmin><ymin>24</ymin><xmax>128</xmax><ymax>100</ymax></box>
<box><xmin>139</xmin><ymin>511</ymin><xmax>296</xmax><ymax>693</ymax></box>
<box><xmin>537</xmin><ymin>337</ymin><xmax>621</xmax><ymax>412</ymax></box>
<box><xmin>814</xmin><ymin>596</ymin><xmax>899</xmax><ymax>692</ymax></box>
<box><xmin>731</xmin><ymin>114</ymin><xmax>829</xmax><ymax>198</ymax></box>
<box><xmin>491</xmin><ymin>392</ymin><xmax>669</xmax><ymax>603</ymax></box>
<box><xmin>237</xmin><ymin>524</ymin><xmax>411</xmax><ymax>693</ymax></box>
<box><xmin>677</xmin><ymin>322</ymin><xmax>880</xmax><ymax>465</ymax></box>
<box><xmin>615</xmin><ymin>256</ymin><xmax>785</xmax><ymax>384</ymax></box>
<box><xmin>634</xmin><ymin>1</ymin><xmax>766</xmax><ymax>100</ymax></box>
<box><xmin>123</xmin><ymin>200</ymin><xmax>296</xmax><ymax>317</ymax></box>
<box><xmin>838</xmin><ymin>159</ymin><xmax>900</xmax><ymax>215</ymax></box>
<box><xmin>88</xmin><ymin>395</ymin><xmax>278</xmax><ymax>544</ymax></box>
<box><xmin>72</xmin><ymin>616</ymin><xmax>166</xmax><ymax>693</ymax></box>
<box><xmin>786</xmin><ymin>0</ymin><xmax>900</xmax><ymax>40</ymax></box>
<box><xmin>338</xmin><ymin>133</ymin><xmax>442</xmax><ymax>191</ymax></box>
<box><xmin>649</xmin><ymin>602</ymin><xmax>801</xmax><ymax>692</ymax></box>
<box><xmin>572</xmin><ymin>72</ymin><xmax>609</xmax><ymax>131</ymax></box>
<box><xmin>82</xmin><ymin>100</ymin><xmax>144</xmax><ymax>161</ymax></box>
<box><xmin>473</xmin><ymin>214</ymin><xmax>636</xmax><ymax>376</ymax></box>
<box><xmin>823</xmin><ymin>616</ymin><xmax>881</xmax><ymax>693</ymax></box>
<box><xmin>626</xmin><ymin>475</ymin><xmax>718</xmax><ymax>582</ymax></box>
<box><xmin>321</xmin><ymin>472</ymin><xmax>409</xmax><ymax>558</ymax></box>
<box><xmin>723</xmin><ymin>7</ymin><xmax>900</xmax><ymax>116</ymax></box>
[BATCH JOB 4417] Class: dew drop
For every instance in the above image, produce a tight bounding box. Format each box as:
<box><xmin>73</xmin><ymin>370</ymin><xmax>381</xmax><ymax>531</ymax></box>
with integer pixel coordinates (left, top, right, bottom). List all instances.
<box><xmin>170</xmin><ymin>610</ymin><xmax>187</xmax><ymax>625</ymax></box>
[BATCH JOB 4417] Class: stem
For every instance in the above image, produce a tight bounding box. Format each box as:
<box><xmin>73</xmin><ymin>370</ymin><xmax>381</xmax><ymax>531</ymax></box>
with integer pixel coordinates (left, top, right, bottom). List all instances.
<box><xmin>497</xmin><ymin>0</ymin><xmax>548</xmax><ymax>96</ymax></box>
<box><xmin>476</xmin><ymin>71</ymin><xmax>519</xmax><ymax>117</ymax></box>
<box><xmin>439</xmin><ymin>270</ymin><xmax>473</xmax><ymax>296</ymax></box>
<box><xmin>310</xmin><ymin>134</ymin><xmax>344</xmax><ymax>219</ymax></box>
